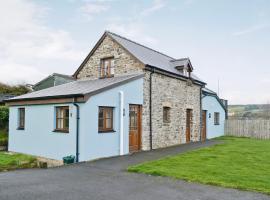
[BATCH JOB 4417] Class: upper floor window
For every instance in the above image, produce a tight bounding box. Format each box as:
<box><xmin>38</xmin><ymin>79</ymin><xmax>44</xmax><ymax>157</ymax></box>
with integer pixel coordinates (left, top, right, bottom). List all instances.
<box><xmin>163</xmin><ymin>107</ymin><xmax>171</xmax><ymax>123</ymax></box>
<box><xmin>98</xmin><ymin>107</ymin><xmax>114</xmax><ymax>132</ymax></box>
<box><xmin>18</xmin><ymin>108</ymin><xmax>25</xmax><ymax>130</ymax></box>
<box><xmin>214</xmin><ymin>112</ymin><xmax>220</xmax><ymax>125</ymax></box>
<box><xmin>55</xmin><ymin>106</ymin><xmax>69</xmax><ymax>133</ymax></box>
<box><xmin>100</xmin><ymin>57</ymin><xmax>114</xmax><ymax>78</ymax></box>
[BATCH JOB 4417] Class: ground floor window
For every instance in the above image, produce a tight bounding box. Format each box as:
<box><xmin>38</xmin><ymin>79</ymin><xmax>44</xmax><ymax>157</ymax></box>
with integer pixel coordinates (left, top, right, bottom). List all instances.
<box><xmin>163</xmin><ymin>107</ymin><xmax>171</xmax><ymax>123</ymax></box>
<box><xmin>18</xmin><ymin>108</ymin><xmax>25</xmax><ymax>130</ymax></box>
<box><xmin>55</xmin><ymin>106</ymin><xmax>69</xmax><ymax>132</ymax></box>
<box><xmin>214</xmin><ymin>112</ymin><xmax>220</xmax><ymax>125</ymax></box>
<box><xmin>98</xmin><ymin>107</ymin><xmax>114</xmax><ymax>132</ymax></box>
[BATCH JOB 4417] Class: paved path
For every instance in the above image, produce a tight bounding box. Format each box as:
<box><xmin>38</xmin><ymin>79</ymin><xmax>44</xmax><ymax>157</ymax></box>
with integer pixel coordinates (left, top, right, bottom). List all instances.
<box><xmin>0</xmin><ymin>140</ymin><xmax>269</xmax><ymax>200</ymax></box>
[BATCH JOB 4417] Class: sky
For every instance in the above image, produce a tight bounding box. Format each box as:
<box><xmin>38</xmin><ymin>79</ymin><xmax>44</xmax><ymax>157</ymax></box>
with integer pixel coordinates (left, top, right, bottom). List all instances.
<box><xmin>0</xmin><ymin>0</ymin><xmax>270</xmax><ymax>105</ymax></box>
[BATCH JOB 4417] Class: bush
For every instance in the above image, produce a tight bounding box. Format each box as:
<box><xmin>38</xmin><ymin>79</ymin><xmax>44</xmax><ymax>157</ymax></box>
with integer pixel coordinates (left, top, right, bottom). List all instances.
<box><xmin>0</xmin><ymin>106</ymin><xmax>9</xmax><ymax>130</ymax></box>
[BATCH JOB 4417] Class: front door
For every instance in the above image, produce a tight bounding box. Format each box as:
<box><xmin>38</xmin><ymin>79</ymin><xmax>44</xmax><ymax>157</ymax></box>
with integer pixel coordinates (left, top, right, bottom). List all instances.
<box><xmin>129</xmin><ymin>105</ymin><xmax>142</xmax><ymax>153</ymax></box>
<box><xmin>201</xmin><ymin>110</ymin><xmax>207</xmax><ymax>141</ymax></box>
<box><xmin>186</xmin><ymin>109</ymin><xmax>192</xmax><ymax>142</ymax></box>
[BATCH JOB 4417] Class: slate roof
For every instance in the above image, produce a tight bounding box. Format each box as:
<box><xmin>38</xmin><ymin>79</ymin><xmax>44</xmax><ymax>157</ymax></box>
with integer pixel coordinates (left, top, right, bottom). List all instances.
<box><xmin>6</xmin><ymin>73</ymin><xmax>144</xmax><ymax>102</ymax></box>
<box><xmin>33</xmin><ymin>73</ymin><xmax>75</xmax><ymax>88</ymax></box>
<box><xmin>202</xmin><ymin>87</ymin><xmax>217</xmax><ymax>95</ymax></box>
<box><xmin>106</xmin><ymin>31</ymin><xmax>204</xmax><ymax>83</ymax></box>
<box><xmin>0</xmin><ymin>94</ymin><xmax>16</xmax><ymax>103</ymax></box>
<box><xmin>74</xmin><ymin>31</ymin><xmax>205</xmax><ymax>84</ymax></box>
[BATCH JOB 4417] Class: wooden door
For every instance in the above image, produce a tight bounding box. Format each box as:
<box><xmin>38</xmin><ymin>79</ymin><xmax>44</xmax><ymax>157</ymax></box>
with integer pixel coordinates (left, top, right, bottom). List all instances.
<box><xmin>201</xmin><ymin>110</ymin><xmax>207</xmax><ymax>141</ymax></box>
<box><xmin>129</xmin><ymin>105</ymin><xmax>142</xmax><ymax>153</ymax></box>
<box><xmin>186</xmin><ymin>109</ymin><xmax>192</xmax><ymax>143</ymax></box>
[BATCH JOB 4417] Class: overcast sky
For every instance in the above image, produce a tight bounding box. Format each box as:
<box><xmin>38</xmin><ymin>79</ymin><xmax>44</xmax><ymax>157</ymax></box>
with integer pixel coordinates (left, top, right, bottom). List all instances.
<box><xmin>0</xmin><ymin>0</ymin><xmax>270</xmax><ymax>104</ymax></box>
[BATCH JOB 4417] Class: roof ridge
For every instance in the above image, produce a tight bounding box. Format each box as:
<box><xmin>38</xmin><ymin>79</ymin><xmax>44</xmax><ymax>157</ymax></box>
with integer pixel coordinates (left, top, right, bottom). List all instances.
<box><xmin>171</xmin><ymin>58</ymin><xmax>189</xmax><ymax>62</ymax></box>
<box><xmin>106</xmin><ymin>31</ymin><xmax>175</xmax><ymax>60</ymax></box>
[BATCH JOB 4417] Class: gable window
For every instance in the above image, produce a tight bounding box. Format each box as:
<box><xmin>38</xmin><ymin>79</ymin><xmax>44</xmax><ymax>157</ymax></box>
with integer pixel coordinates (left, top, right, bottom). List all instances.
<box><xmin>55</xmin><ymin>106</ymin><xmax>69</xmax><ymax>132</ymax></box>
<box><xmin>214</xmin><ymin>112</ymin><xmax>220</xmax><ymax>125</ymax></box>
<box><xmin>98</xmin><ymin>107</ymin><xmax>114</xmax><ymax>132</ymax></box>
<box><xmin>18</xmin><ymin>108</ymin><xmax>25</xmax><ymax>130</ymax></box>
<box><xmin>100</xmin><ymin>57</ymin><xmax>114</xmax><ymax>78</ymax></box>
<box><xmin>163</xmin><ymin>107</ymin><xmax>171</xmax><ymax>123</ymax></box>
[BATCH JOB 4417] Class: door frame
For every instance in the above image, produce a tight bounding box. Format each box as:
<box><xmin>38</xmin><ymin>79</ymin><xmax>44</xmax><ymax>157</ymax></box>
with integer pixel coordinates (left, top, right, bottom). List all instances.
<box><xmin>201</xmin><ymin>110</ymin><xmax>207</xmax><ymax>141</ymax></box>
<box><xmin>129</xmin><ymin>104</ymin><xmax>142</xmax><ymax>153</ymax></box>
<box><xmin>186</xmin><ymin>109</ymin><xmax>192</xmax><ymax>143</ymax></box>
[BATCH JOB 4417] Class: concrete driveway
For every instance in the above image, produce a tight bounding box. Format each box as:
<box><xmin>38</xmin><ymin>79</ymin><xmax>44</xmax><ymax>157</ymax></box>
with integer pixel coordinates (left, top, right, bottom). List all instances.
<box><xmin>0</xmin><ymin>141</ymin><xmax>269</xmax><ymax>200</ymax></box>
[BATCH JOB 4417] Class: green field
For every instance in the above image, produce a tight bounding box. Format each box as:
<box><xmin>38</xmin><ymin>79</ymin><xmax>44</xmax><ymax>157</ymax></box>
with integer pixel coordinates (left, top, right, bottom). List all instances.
<box><xmin>128</xmin><ymin>137</ymin><xmax>270</xmax><ymax>194</ymax></box>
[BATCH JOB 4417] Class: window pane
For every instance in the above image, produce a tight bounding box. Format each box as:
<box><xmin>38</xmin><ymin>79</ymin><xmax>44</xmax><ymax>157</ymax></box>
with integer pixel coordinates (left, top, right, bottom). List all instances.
<box><xmin>64</xmin><ymin>118</ymin><xmax>69</xmax><ymax>129</ymax></box>
<box><xmin>98</xmin><ymin>119</ymin><xmax>103</xmax><ymax>128</ymax></box>
<box><xmin>99</xmin><ymin>108</ymin><xmax>103</xmax><ymax>118</ymax></box>
<box><xmin>106</xmin><ymin>109</ymin><xmax>112</xmax><ymax>118</ymax></box>
<box><xmin>57</xmin><ymin>119</ymin><xmax>63</xmax><ymax>129</ymax></box>
<box><xmin>64</xmin><ymin>109</ymin><xmax>69</xmax><ymax>118</ymax></box>
<box><xmin>106</xmin><ymin>118</ymin><xmax>112</xmax><ymax>129</ymax></box>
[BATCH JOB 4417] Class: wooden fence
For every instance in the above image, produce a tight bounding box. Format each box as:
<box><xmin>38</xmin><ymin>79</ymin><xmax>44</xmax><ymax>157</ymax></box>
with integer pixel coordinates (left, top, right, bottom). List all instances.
<box><xmin>225</xmin><ymin>119</ymin><xmax>270</xmax><ymax>139</ymax></box>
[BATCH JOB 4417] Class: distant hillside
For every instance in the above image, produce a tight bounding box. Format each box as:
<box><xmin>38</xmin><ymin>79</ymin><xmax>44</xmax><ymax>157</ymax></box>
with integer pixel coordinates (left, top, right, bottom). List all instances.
<box><xmin>228</xmin><ymin>104</ymin><xmax>270</xmax><ymax>119</ymax></box>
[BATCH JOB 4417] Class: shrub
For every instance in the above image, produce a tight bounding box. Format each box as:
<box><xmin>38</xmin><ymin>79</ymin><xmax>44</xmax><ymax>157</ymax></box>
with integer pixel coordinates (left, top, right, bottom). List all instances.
<box><xmin>0</xmin><ymin>106</ymin><xmax>9</xmax><ymax>130</ymax></box>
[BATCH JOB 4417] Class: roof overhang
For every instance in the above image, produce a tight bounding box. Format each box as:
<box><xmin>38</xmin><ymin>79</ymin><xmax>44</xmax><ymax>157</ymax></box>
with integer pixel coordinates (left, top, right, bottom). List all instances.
<box><xmin>145</xmin><ymin>65</ymin><xmax>206</xmax><ymax>86</ymax></box>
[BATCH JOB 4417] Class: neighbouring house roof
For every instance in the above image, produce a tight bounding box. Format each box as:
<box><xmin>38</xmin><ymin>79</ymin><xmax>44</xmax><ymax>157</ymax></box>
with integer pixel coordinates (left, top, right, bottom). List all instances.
<box><xmin>33</xmin><ymin>73</ymin><xmax>75</xmax><ymax>91</ymax></box>
<box><xmin>0</xmin><ymin>94</ymin><xmax>16</xmax><ymax>104</ymax></box>
<box><xmin>73</xmin><ymin>31</ymin><xmax>205</xmax><ymax>85</ymax></box>
<box><xmin>6</xmin><ymin>73</ymin><xmax>144</xmax><ymax>103</ymax></box>
<box><xmin>202</xmin><ymin>88</ymin><xmax>227</xmax><ymax>111</ymax></box>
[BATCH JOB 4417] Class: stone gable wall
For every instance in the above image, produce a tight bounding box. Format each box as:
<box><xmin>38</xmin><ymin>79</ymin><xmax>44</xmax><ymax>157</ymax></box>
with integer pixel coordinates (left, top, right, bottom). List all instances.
<box><xmin>76</xmin><ymin>36</ymin><xmax>144</xmax><ymax>80</ymax></box>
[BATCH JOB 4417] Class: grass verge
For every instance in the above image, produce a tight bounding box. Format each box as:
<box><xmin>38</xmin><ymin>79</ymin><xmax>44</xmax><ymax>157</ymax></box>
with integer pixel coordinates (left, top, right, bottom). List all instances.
<box><xmin>128</xmin><ymin>136</ymin><xmax>270</xmax><ymax>194</ymax></box>
<box><xmin>0</xmin><ymin>152</ymin><xmax>38</xmax><ymax>172</ymax></box>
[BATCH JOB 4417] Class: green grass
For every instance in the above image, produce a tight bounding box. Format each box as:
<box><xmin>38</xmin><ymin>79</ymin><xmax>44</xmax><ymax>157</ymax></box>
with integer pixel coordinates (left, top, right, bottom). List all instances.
<box><xmin>0</xmin><ymin>129</ymin><xmax>8</xmax><ymax>146</ymax></box>
<box><xmin>0</xmin><ymin>152</ymin><xmax>38</xmax><ymax>172</ymax></box>
<box><xmin>128</xmin><ymin>137</ymin><xmax>270</xmax><ymax>194</ymax></box>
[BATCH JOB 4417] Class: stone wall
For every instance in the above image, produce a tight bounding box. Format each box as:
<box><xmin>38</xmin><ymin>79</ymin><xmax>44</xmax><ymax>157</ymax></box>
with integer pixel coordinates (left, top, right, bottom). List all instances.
<box><xmin>142</xmin><ymin>71</ymin><xmax>201</xmax><ymax>150</ymax></box>
<box><xmin>76</xmin><ymin>36</ymin><xmax>144</xmax><ymax>80</ymax></box>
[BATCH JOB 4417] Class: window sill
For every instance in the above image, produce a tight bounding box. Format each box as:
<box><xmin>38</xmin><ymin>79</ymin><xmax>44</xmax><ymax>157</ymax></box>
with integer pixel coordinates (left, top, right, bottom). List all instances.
<box><xmin>99</xmin><ymin>75</ymin><xmax>114</xmax><ymax>79</ymax></box>
<box><xmin>17</xmin><ymin>127</ymin><xmax>25</xmax><ymax>130</ymax></box>
<box><xmin>53</xmin><ymin>129</ymin><xmax>69</xmax><ymax>133</ymax></box>
<box><xmin>98</xmin><ymin>130</ymin><xmax>116</xmax><ymax>133</ymax></box>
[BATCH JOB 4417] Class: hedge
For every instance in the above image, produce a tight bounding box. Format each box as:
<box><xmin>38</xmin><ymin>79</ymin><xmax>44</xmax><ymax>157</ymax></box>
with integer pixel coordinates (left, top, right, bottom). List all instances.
<box><xmin>0</xmin><ymin>106</ymin><xmax>9</xmax><ymax>130</ymax></box>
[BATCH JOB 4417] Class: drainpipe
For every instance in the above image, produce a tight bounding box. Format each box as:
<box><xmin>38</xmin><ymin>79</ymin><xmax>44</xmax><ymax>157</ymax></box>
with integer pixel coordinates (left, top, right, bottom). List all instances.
<box><xmin>119</xmin><ymin>91</ymin><xmax>124</xmax><ymax>155</ymax></box>
<box><xmin>199</xmin><ymin>88</ymin><xmax>203</xmax><ymax>142</ymax></box>
<box><xmin>73</xmin><ymin>98</ymin><xmax>80</xmax><ymax>163</ymax></box>
<box><xmin>149</xmin><ymin>68</ymin><xmax>155</xmax><ymax>150</ymax></box>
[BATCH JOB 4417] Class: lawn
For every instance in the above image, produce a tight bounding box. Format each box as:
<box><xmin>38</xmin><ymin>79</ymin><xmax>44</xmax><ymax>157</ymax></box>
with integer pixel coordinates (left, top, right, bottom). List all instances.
<box><xmin>128</xmin><ymin>137</ymin><xmax>270</xmax><ymax>194</ymax></box>
<box><xmin>0</xmin><ymin>152</ymin><xmax>38</xmax><ymax>172</ymax></box>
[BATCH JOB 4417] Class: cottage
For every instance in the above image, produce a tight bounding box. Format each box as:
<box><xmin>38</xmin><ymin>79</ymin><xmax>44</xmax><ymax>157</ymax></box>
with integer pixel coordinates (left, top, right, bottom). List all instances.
<box><xmin>201</xmin><ymin>88</ymin><xmax>227</xmax><ymax>139</ymax></box>
<box><xmin>32</xmin><ymin>73</ymin><xmax>75</xmax><ymax>91</ymax></box>
<box><xmin>6</xmin><ymin>31</ymin><xmax>206</xmax><ymax>161</ymax></box>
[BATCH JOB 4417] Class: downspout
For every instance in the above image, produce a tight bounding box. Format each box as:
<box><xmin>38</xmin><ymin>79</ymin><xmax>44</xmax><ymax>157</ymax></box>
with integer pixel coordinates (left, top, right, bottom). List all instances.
<box><xmin>149</xmin><ymin>68</ymin><xmax>155</xmax><ymax>150</ymax></box>
<box><xmin>73</xmin><ymin>98</ymin><xmax>80</xmax><ymax>163</ymax></box>
<box><xmin>119</xmin><ymin>91</ymin><xmax>124</xmax><ymax>155</ymax></box>
<box><xmin>199</xmin><ymin>88</ymin><xmax>203</xmax><ymax>142</ymax></box>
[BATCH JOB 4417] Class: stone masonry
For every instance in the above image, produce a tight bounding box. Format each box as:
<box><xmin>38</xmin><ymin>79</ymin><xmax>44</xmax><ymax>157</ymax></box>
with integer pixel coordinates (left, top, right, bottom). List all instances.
<box><xmin>76</xmin><ymin>34</ymin><xmax>202</xmax><ymax>151</ymax></box>
<box><xmin>76</xmin><ymin>36</ymin><xmax>144</xmax><ymax>79</ymax></box>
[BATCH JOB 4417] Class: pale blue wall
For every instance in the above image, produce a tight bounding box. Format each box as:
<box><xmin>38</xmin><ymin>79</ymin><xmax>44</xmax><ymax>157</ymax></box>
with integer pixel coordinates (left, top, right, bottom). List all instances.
<box><xmin>202</xmin><ymin>95</ymin><xmax>225</xmax><ymax>139</ymax></box>
<box><xmin>9</xmin><ymin>104</ymin><xmax>77</xmax><ymax>160</ymax></box>
<box><xmin>79</xmin><ymin>78</ymin><xmax>143</xmax><ymax>161</ymax></box>
<box><xmin>8</xmin><ymin>78</ymin><xmax>143</xmax><ymax>161</ymax></box>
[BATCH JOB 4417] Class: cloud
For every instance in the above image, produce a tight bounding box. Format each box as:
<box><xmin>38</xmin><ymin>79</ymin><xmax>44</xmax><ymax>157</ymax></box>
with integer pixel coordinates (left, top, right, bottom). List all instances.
<box><xmin>0</xmin><ymin>0</ymin><xmax>84</xmax><ymax>84</ymax></box>
<box><xmin>80</xmin><ymin>1</ymin><xmax>109</xmax><ymax>20</ymax></box>
<box><xmin>232</xmin><ymin>24</ymin><xmax>270</xmax><ymax>36</ymax></box>
<box><xmin>106</xmin><ymin>22</ymin><xmax>158</xmax><ymax>46</ymax></box>
<box><xmin>140</xmin><ymin>0</ymin><xmax>166</xmax><ymax>17</ymax></box>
